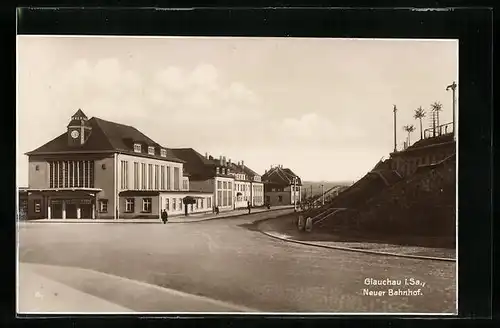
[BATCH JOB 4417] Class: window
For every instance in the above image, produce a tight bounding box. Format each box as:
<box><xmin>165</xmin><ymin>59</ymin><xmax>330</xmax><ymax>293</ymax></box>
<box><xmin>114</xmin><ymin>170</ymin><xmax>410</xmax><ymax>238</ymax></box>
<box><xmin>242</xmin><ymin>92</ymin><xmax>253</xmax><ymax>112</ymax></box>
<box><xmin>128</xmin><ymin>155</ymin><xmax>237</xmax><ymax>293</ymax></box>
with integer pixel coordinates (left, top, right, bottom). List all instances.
<box><xmin>278</xmin><ymin>196</ymin><xmax>283</xmax><ymax>203</ymax></box>
<box><xmin>142</xmin><ymin>198</ymin><xmax>152</xmax><ymax>213</ymax></box>
<box><xmin>148</xmin><ymin>164</ymin><xmax>153</xmax><ymax>189</ymax></box>
<box><xmin>190</xmin><ymin>204</ymin><xmax>194</xmax><ymax>212</ymax></box>
<box><xmin>160</xmin><ymin>148</ymin><xmax>167</xmax><ymax>157</ymax></box>
<box><xmin>99</xmin><ymin>199</ymin><xmax>108</xmax><ymax>213</ymax></box>
<box><xmin>217</xmin><ymin>181</ymin><xmax>222</xmax><ymax>189</ymax></box>
<box><xmin>141</xmin><ymin>163</ymin><xmax>147</xmax><ymax>189</ymax></box>
<box><xmin>183</xmin><ymin>180</ymin><xmax>188</xmax><ymax>190</ymax></box>
<box><xmin>34</xmin><ymin>200</ymin><xmax>41</xmax><ymax>213</ymax></box>
<box><xmin>166</xmin><ymin>166</ymin><xmax>171</xmax><ymax>190</ymax></box>
<box><xmin>155</xmin><ymin>165</ymin><xmax>159</xmax><ymax>190</ymax></box>
<box><xmin>228</xmin><ymin>182</ymin><xmax>232</xmax><ymax>190</ymax></box>
<box><xmin>165</xmin><ymin>198</ymin><xmax>170</xmax><ymax>211</ymax></box>
<box><xmin>148</xmin><ymin>146</ymin><xmax>155</xmax><ymax>155</ymax></box>
<box><xmin>178</xmin><ymin>198</ymin><xmax>182</xmax><ymax>210</ymax></box>
<box><xmin>207</xmin><ymin>197</ymin><xmax>211</xmax><ymax>208</ymax></box>
<box><xmin>125</xmin><ymin>198</ymin><xmax>135</xmax><ymax>213</ymax></box>
<box><xmin>134</xmin><ymin>143</ymin><xmax>142</xmax><ymax>153</ymax></box>
<box><xmin>174</xmin><ymin>167</ymin><xmax>180</xmax><ymax>190</ymax></box>
<box><xmin>216</xmin><ymin>167</ymin><xmax>220</xmax><ymax>174</ymax></box>
<box><xmin>217</xmin><ymin>191</ymin><xmax>222</xmax><ymax>206</ymax></box>
<box><xmin>195</xmin><ymin>200</ymin><xmax>198</xmax><ymax>210</ymax></box>
<box><xmin>201</xmin><ymin>198</ymin><xmax>204</xmax><ymax>208</ymax></box>
<box><xmin>120</xmin><ymin>160</ymin><xmax>129</xmax><ymax>190</ymax></box>
<box><xmin>134</xmin><ymin>162</ymin><xmax>139</xmax><ymax>189</ymax></box>
<box><xmin>160</xmin><ymin>166</ymin><xmax>165</xmax><ymax>189</ymax></box>
<box><xmin>172</xmin><ymin>198</ymin><xmax>176</xmax><ymax>210</ymax></box>
<box><xmin>223</xmin><ymin>181</ymin><xmax>227</xmax><ymax>189</ymax></box>
<box><xmin>49</xmin><ymin>160</ymin><xmax>94</xmax><ymax>188</ymax></box>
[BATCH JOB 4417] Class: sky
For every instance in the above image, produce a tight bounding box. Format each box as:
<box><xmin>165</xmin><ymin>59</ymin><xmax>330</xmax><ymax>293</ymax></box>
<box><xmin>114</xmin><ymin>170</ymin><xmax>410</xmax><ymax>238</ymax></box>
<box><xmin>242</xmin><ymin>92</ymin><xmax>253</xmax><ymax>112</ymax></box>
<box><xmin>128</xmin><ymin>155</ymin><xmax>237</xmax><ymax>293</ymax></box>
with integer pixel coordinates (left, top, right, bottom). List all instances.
<box><xmin>17</xmin><ymin>36</ymin><xmax>457</xmax><ymax>186</ymax></box>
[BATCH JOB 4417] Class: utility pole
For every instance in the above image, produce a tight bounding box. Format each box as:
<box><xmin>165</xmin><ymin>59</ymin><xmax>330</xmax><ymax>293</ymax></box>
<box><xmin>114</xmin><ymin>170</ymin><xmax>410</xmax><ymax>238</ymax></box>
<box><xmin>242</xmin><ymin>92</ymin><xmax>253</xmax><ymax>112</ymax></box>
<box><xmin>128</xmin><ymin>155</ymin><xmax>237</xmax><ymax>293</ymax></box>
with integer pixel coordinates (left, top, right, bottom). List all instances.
<box><xmin>293</xmin><ymin>177</ymin><xmax>297</xmax><ymax>211</ymax></box>
<box><xmin>447</xmin><ymin>81</ymin><xmax>457</xmax><ymax>141</ymax></box>
<box><xmin>393</xmin><ymin>105</ymin><xmax>398</xmax><ymax>152</ymax></box>
<box><xmin>321</xmin><ymin>184</ymin><xmax>325</xmax><ymax>205</ymax></box>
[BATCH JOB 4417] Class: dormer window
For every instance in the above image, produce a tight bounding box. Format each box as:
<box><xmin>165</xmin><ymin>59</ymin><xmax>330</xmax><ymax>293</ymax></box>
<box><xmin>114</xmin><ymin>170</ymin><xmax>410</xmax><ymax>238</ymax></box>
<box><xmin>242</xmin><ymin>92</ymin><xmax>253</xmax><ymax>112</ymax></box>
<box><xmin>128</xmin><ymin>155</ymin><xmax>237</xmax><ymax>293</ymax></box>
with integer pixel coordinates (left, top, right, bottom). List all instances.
<box><xmin>134</xmin><ymin>143</ymin><xmax>141</xmax><ymax>153</ymax></box>
<box><xmin>160</xmin><ymin>148</ymin><xmax>167</xmax><ymax>157</ymax></box>
<box><xmin>216</xmin><ymin>167</ymin><xmax>220</xmax><ymax>174</ymax></box>
<box><xmin>148</xmin><ymin>146</ymin><xmax>155</xmax><ymax>155</ymax></box>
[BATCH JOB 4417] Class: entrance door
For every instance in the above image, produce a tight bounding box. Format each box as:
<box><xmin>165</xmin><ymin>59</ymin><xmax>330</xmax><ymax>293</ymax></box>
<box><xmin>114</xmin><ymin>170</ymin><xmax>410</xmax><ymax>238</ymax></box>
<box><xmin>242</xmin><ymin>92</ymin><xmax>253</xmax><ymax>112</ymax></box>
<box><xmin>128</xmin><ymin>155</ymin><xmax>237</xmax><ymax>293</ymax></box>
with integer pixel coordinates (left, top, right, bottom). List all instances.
<box><xmin>51</xmin><ymin>203</ymin><xmax>62</xmax><ymax>218</ymax></box>
<box><xmin>66</xmin><ymin>203</ymin><xmax>77</xmax><ymax>218</ymax></box>
<box><xmin>80</xmin><ymin>204</ymin><xmax>92</xmax><ymax>219</ymax></box>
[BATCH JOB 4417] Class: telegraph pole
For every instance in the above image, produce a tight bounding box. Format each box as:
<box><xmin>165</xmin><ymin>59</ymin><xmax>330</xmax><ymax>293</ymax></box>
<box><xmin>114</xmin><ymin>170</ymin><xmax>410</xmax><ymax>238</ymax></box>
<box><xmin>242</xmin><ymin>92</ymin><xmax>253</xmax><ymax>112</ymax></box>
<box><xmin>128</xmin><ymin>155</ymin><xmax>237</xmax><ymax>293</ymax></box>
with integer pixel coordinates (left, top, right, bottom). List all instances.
<box><xmin>446</xmin><ymin>81</ymin><xmax>457</xmax><ymax>140</ymax></box>
<box><xmin>393</xmin><ymin>105</ymin><xmax>398</xmax><ymax>152</ymax></box>
<box><xmin>321</xmin><ymin>184</ymin><xmax>325</xmax><ymax>205</ymax></box>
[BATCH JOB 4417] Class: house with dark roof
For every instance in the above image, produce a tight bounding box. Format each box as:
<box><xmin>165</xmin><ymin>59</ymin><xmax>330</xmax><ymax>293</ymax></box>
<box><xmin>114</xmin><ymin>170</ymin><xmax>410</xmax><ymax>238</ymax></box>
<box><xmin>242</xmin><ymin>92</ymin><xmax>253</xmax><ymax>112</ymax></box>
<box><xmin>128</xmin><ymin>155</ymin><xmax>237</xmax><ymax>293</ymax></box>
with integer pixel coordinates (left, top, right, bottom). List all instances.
<box><xmin>23</xmin><ymin>110</ymin><xmax>213</xmax><ymax>220</ymax></box>
<box><xmin>169</xmin><ymin>149</ymin><xmax>265</xmax><ymax>210</ymax></box>
<box><xmin>261</xmin><ymin>165</ymin><xmax>302</xmax><ymax>206</ymax></box>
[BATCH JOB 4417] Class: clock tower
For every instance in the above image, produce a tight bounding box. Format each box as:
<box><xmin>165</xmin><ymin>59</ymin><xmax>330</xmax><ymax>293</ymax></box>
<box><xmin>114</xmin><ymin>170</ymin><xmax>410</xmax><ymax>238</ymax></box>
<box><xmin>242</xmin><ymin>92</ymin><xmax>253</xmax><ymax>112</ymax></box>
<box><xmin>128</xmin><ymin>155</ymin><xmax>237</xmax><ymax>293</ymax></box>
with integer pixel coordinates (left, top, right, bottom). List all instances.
<box><xmin>67</xmin><ymin>109</ymin><xmax>92</xmax><ymax>147</ymax></box>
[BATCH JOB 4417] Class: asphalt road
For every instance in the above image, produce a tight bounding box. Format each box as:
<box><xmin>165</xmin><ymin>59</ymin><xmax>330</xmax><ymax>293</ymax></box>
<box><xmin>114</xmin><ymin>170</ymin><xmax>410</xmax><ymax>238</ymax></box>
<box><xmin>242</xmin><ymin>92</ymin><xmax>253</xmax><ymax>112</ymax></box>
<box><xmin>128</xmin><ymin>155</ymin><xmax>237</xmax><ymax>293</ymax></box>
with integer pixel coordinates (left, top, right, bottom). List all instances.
<box><xmin>18</xmin><ymin>209</ymin><xmax>457</xmax><ymax>313</ymax></box>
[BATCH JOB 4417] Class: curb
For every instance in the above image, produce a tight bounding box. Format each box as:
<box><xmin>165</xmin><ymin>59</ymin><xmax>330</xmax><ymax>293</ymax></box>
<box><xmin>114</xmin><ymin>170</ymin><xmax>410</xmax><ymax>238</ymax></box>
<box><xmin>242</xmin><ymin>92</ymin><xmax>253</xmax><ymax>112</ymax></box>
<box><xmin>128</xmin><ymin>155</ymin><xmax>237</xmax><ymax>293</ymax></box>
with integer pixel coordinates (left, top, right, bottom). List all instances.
<box><xmin>256</xmin><ymin>220</ymin><xmax>456</xmax><ymax>262</ymax></box>
<box><xmin>21</xmin><ymin>207</ymin><xmax>295</xmax><ymax>225</ymax></box>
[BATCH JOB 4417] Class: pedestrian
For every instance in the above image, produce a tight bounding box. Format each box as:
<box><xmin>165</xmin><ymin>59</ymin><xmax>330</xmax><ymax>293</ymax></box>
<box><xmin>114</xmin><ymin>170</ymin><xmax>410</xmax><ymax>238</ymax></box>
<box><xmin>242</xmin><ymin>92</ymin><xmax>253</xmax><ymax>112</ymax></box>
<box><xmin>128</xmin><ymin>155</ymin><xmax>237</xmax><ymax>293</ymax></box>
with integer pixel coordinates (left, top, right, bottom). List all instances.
<box><xmin>215</xmin><ymin>206</ymin><xmax>220</xmax><ymax>215</ymax></box>
<box><xmin>247</xmin><ymin>201</ymin><xmax>251</xmax><ymax>214</ymax></box>
<box><xmin>161</xmin><ymin>209</ymin><xmax>168</xmax><ymax>224</ymax></box>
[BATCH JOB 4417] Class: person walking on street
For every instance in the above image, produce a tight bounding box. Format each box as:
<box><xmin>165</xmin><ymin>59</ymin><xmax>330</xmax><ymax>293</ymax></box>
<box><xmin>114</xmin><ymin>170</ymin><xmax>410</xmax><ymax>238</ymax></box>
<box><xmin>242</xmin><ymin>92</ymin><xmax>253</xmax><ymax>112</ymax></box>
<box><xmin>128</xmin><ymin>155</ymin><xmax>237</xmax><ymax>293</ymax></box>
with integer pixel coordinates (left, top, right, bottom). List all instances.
<box><xmin>247</xmin><ymin>201</ymin><xmax>251</xmax><ymax>214</ymax></box>
<box><xmin>215</xmin><ymin>206</ymin><xmax>220</xmax><ymax>215</ymax></box>
<box><xmin>161</xmin><ymin>209</ymin><xmax>169</xmax><ymax>224</ymax></box>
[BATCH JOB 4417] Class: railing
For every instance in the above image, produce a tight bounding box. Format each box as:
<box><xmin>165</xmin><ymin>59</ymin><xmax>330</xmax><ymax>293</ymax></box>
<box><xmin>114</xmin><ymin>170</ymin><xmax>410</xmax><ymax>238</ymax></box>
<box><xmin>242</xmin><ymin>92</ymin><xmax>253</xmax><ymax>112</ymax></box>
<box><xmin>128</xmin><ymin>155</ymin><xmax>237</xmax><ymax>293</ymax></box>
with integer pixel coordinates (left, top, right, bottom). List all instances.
<box><xmin>423</xmin><ymin>122</ymin><xmax>453</xmax><ymax>139</ymax></box>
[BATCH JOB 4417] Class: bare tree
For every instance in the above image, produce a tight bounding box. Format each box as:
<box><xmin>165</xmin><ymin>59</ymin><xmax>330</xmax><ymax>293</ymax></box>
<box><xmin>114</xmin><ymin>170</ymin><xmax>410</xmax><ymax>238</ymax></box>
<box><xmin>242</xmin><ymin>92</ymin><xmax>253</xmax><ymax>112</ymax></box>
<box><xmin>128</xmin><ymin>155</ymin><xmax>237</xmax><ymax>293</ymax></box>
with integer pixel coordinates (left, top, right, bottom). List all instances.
<box><xmin>414</xmin><ymin>106</ymin><xmax>426</xmax><ymax>140</ymax></box>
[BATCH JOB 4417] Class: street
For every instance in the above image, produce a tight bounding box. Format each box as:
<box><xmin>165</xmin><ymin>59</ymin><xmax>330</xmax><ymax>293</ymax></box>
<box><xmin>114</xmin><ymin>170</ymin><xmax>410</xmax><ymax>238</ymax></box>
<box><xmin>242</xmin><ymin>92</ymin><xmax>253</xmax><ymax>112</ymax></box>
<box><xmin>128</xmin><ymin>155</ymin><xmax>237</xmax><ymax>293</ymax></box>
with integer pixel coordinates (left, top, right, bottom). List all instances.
<box><xmin>18</xmin><ymin>209</ymin><xmax>456</xmax><ymax>314</ymax></box>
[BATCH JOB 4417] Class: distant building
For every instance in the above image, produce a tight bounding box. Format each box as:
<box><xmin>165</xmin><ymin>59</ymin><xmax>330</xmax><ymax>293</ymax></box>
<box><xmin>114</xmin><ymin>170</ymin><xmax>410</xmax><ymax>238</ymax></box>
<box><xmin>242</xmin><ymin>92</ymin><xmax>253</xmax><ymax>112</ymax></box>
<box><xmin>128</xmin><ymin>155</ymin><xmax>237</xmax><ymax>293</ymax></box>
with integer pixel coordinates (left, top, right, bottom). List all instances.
<box><xmin>23</xmin><ymin>109</ymin><xmax>213</xmax><ymax>220</ymax></box>
<box><xmin>169</xmin><ymin>149</ymin><xmax>264</xmax><ymax>211</ymax></box>
<box><xmin>262</xmin><ymin>165</ymin><xmax>302</xmax><ymax>206</ymax></box>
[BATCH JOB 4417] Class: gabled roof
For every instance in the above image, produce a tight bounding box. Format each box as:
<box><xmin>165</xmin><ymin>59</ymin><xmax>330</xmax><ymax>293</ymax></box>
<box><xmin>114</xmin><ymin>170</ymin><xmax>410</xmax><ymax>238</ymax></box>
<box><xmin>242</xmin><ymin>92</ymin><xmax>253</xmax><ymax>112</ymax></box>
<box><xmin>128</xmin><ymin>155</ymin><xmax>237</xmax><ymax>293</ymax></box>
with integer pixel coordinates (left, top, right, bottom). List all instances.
<box><xmin>26</xmin><ymin>116</ymin><xmax>184</xmax><ymax>163</ymax></box>
<box><xmin>262</xmin><ymin>166</ymin><xmax>302</xmax><ymax>186</ymax></box>
<box><xmin>168</xmin><ymin>148</ymin><xmax>217</xmax><ymax>180</ymax></box>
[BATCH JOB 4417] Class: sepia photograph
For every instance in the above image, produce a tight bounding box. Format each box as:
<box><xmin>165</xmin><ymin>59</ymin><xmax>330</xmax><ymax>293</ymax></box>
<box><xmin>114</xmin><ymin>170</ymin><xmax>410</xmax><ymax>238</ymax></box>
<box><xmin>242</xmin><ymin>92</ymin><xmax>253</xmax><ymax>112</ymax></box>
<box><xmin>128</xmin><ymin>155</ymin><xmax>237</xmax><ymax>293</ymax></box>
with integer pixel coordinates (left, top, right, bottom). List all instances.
<box><xmin>16</xmin><ymin>35</ymin><xmax>457</xmax><ymax>314</ymax></box>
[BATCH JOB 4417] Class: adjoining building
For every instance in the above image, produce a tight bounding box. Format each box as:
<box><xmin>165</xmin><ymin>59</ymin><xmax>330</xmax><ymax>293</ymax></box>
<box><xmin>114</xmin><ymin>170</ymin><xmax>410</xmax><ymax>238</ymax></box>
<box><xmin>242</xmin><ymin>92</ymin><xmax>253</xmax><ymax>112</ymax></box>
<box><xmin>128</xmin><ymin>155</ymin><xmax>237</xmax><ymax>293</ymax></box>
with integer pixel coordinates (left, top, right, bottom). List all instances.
<box><xmin>23</xmin><ymin>109</ymin><xmax>213</xmax><ymax>220</ymax></box>
<box><xmin>262</xmin><ymin>165</ymin><xmax>302</xmax><ymax>206</ymax></box>
<box><xmin>168</xmin><ymin>149</ymin><xmax>264</xmax><ymax>211</ymax></box>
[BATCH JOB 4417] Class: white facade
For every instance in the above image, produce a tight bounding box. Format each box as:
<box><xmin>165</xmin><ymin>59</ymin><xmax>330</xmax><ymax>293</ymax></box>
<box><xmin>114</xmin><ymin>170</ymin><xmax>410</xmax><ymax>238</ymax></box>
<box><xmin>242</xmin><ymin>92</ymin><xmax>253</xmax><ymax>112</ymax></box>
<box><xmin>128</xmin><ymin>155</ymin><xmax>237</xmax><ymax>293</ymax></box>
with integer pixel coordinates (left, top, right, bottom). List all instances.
<box><xmin>116</xmin><ymin>153</ymin><xmax>185</xmax><ymax>192</ymax></box>
<box><xmin>160</xmin><ymin>192</ymin><xmax>213</xmax><ymax>216</ymax></box>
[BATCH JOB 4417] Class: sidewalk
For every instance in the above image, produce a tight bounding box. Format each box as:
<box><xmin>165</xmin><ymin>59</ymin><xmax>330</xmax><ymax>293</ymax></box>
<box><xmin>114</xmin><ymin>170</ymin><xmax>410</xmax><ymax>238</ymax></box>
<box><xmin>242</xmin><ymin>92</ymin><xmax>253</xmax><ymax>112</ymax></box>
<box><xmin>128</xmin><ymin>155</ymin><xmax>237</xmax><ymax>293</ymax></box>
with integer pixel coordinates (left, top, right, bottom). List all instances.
<box><xmin>23</xmin><ymin>206</ymin><xmax>294</xmax><ymax>224</ymax></box>
<box><xmin>18</xmin><ymin>263</ymin><xmax>256</xmax><ymax>313</ymax></box>
<box><xmin>257</xmin><ymin>215</ymin><xmax>456</xmax><ymax>261</ymax></box>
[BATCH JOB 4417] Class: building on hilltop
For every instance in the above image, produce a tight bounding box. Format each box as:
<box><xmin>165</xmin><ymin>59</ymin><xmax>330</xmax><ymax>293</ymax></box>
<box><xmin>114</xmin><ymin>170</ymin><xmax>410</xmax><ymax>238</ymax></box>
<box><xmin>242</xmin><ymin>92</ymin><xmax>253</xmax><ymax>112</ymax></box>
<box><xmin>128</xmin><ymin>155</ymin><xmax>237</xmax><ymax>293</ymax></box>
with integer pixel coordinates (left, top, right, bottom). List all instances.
<box><xmin>23</xmin><ymin>109</ymin><xmax>213</xmax><ymax>220</ymax></box>
<box><xmin>168</xmin><ymin>149</ymin><xmax>264</xmax><ymax>211</ymax></box>
<box><xmin>389</xmin><ymin>123</ymin><xmax>456</xmax><ymax>178</ymax></box>
<box><xmin>262</xmin><ymin>165</ymin><xmax>302</xmax><ymax>206</ymax></box>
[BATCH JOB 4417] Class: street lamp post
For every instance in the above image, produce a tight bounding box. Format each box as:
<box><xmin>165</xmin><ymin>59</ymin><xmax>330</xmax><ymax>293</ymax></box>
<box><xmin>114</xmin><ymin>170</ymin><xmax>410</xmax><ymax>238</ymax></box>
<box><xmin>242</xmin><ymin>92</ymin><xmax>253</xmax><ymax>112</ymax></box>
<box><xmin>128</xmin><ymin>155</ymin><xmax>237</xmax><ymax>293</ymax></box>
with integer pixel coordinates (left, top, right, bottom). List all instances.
<box><xmin>446</xmin><ymin>81</ymin><xmax>457</xmax><ymax>141</ymax></box>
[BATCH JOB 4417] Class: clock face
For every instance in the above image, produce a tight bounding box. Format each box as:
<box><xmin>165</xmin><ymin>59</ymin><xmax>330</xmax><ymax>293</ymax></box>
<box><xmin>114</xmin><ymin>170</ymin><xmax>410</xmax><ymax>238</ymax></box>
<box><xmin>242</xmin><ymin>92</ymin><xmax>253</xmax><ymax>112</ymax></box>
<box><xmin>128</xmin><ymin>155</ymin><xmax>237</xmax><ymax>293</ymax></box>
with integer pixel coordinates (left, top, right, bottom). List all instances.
<box><xmin>71</xmin><ymin>130</ymin><xmax>80</xmax><ymax>139</ymax></box>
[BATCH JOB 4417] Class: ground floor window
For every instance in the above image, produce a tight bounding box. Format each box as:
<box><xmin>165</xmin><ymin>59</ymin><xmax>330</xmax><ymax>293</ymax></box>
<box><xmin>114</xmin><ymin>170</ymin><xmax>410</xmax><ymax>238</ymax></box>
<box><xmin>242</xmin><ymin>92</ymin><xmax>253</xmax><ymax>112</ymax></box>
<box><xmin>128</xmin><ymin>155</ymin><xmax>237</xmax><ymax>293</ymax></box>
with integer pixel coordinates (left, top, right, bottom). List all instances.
<box><xmin>201</xmin><ymin>198</ymin><xmax>204</xmax><ymax>208</ymax></box>
<box><xmin>165</xmin><ymin>198</ymin><xmax>170</xmax><ymax>211</ymax></box>
<box><xmin>207</xmin><ymin>197</ymin><xmax>211</xmax><ymax>208</ymax></box>
<box><xmin>178</xmin><ymin>198</ymin><xmax>182</xmax><ymax>210</ymax></box>
<box><xmin>99</xmin><ymin>199</ymin><xmax>108</xmax><ymax>213</ymax></box>
<box><xmin>142</xmin><ymin>198</ymin><xmax>152</xmax><ymax>213</ymax></box>
<box><xmin>34</xmin><ymin>199</ymin><xmax>41</xmax><ymax>213</ymax></box>
<box><xmin>172</xmin><ymin>198</ymin><xmax>176</xmax><ymax>210</ymax></box>
<box><xmin>125</xmin><ymin>198</ymin><xmax>135</xmax><ymax>213</ymax></box>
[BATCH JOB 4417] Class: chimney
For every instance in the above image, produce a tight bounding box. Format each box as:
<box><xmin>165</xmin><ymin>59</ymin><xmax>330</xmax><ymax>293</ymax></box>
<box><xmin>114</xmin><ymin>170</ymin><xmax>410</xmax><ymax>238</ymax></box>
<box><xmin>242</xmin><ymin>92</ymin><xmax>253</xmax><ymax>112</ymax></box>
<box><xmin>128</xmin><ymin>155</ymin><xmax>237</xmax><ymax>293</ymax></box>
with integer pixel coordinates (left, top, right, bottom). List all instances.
<box><xmin>228</xmin><ymin>158</ymin><xmax>231</xmax><ymax>165</ymax></box>
<box><xmin>223</xmin><ymin>156</ymin><xmax>227</xmax><ymax>166</ymax></box>
<box><xmin>241</xmin><ymin>160</ymin><xmax>244</xmax><ymax>168</ymax></box>
<box><xmin>205</xmin><ymin>152</ymin><xmax>208</xmax><ymax>159</ymax></box>
<box><xmin>265</xmin><ymin>169</ymin><xmax>267</xmax><ymax>174</ymax></box>
<box><xmin>219</xmin><ymin>155</ymin><xmax>223</xmax><ymax>166</ymax></box>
